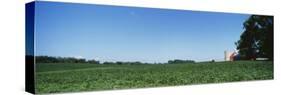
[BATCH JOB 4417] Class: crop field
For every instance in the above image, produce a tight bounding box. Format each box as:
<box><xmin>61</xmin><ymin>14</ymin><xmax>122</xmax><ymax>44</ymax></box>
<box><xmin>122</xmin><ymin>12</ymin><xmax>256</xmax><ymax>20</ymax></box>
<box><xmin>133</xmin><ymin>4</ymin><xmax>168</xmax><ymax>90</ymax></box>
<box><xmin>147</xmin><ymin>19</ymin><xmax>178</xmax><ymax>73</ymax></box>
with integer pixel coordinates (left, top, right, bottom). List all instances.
<box><xmin>35</xmin><ymin>61</ymin><xmax>273</xmax><ymax>93</ymax></box>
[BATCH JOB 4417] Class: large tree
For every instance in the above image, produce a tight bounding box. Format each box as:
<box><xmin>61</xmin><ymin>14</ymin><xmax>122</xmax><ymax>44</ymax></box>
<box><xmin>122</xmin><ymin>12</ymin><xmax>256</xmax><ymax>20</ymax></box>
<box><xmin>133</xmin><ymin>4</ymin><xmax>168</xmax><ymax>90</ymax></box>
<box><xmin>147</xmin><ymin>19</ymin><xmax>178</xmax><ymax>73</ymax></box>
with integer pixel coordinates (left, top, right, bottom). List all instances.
<box><xmin>236</xmin><ymin>15</ymin><xmax>273</xmax><ymax>60</ymax></box>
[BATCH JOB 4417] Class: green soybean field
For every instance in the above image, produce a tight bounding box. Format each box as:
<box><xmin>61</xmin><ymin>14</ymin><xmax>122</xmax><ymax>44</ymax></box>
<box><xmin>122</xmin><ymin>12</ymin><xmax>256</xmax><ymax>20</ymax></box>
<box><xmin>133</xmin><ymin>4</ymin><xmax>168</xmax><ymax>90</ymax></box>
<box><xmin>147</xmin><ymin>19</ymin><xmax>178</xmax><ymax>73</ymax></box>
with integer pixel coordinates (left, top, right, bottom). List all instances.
<box><xmin>35</xmin><ymin>61</ymin><xmax>273</xmax><ymax>93</ymax></box>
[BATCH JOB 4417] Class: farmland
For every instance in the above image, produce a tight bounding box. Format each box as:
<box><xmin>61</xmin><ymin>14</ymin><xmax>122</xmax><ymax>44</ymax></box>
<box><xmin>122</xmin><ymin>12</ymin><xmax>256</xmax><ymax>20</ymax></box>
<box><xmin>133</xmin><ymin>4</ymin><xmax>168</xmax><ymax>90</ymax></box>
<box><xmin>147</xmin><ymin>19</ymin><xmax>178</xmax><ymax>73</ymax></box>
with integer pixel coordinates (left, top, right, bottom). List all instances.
<box><xmin>35</xmin><ymin>61</ymin><xmax>273</xmax><ymax>93</ymax></box>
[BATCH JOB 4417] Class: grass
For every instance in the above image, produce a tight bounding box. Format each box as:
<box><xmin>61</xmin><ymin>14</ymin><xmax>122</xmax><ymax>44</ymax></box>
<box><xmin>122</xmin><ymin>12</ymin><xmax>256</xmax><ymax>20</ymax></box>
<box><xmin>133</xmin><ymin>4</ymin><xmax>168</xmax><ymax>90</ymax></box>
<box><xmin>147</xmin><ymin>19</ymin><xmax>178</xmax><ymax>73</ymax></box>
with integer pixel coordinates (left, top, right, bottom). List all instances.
<box><xmin>35</xmin><ymin>61</ymin><xmax>273</xmax><ymax>94</ymax></box>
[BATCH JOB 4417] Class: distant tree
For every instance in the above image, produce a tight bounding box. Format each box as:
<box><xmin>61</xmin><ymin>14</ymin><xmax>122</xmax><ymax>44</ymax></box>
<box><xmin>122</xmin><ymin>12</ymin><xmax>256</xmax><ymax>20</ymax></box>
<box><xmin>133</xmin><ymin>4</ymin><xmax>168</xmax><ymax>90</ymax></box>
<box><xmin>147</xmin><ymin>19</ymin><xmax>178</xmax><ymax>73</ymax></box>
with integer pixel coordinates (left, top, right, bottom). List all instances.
<box><xmin>103</xmin><ymin>61</ymin><xmax>115</xmax><ymax>64</ymax></box>
<box><xmin>77</xmin><ymin>58</ymin><xmax>86</xmax><ymax>63</ymax></box>
<box><xmin>129</xmin><ymin>61</ymin><xmax>142</xmax><ymax>65</ymax></box>
<box><xmin>87</xmin><ymin>59</ymin><xmax>100</xmax><ymax>64</ymax></box>
<box><xmin>133</xmin><ymin>61</ymin><xmax>142</xmax><ymax>65</ymax></box>
<box><xmin>36</xmin><ymin>56</ymin><xmax>58</xmax><ymax>63</ymax></box>
<box><xmin>236</xmin><ymin>15</ymin><xmax>273</xmax><ymax>60</ymax></box>
<box><xmin>116</xmin><ymin>61</ymin><xmax>123</xmax><ymax>65</ymax></box>
<box><xmin>168</xmin><ymin>59</ymin><xmax>195</xmax><ymax>64</ymax></box>
<box><xmin>211</xmin><ymin>59</ymin><xmax>215</xmax><ymax>62</ymax></box>
<box><xmin>36</xmin><ymin>56</ymin><xmax>89</xmax><ymax>63</ymax></box>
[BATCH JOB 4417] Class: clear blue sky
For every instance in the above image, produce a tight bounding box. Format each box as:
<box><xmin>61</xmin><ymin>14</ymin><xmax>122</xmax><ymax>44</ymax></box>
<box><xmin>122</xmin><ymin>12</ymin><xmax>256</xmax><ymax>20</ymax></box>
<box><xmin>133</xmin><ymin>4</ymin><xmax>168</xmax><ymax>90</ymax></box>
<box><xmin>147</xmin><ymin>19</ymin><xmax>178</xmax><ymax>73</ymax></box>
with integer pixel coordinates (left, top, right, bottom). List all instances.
<box><xmin>34</xmin><ymin>1</ymin><xmax>250</xmax><ymax>63</ymax></box>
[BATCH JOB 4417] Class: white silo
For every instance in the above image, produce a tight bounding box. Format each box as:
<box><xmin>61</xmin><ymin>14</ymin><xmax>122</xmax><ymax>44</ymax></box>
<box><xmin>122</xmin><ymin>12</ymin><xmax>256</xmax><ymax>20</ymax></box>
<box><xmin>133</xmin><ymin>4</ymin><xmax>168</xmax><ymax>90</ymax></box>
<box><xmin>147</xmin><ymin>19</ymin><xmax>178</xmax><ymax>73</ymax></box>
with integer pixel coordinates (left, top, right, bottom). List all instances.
<box><xmin>224</xmin><ymin>51</ymin><xmax>232</xmax><ymax>61</ymax></box>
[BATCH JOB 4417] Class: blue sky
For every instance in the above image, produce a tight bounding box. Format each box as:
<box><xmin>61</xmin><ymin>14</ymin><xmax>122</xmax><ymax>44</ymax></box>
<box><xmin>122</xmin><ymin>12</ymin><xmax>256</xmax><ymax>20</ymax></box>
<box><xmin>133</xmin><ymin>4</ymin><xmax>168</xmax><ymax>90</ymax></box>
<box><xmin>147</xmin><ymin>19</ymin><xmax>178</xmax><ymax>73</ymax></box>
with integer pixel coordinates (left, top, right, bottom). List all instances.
<box><xmin>35</xmin><ymin>1</ymin><xmax>250</xmax><ymax>63</ymax></box>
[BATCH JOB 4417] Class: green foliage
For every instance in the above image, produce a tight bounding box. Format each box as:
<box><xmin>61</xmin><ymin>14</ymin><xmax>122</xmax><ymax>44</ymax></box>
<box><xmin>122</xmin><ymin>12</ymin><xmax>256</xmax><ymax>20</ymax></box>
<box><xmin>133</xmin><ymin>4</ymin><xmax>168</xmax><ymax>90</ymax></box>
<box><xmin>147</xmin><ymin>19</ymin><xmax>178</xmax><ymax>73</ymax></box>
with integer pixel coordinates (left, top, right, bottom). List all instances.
<box><xmin>36</xmin><ymin>55</ymin><xmax>196</xmax><ymax>65</ymax></box>
<box><xmin>36</xmin><ymin>61</ymin><xmax>273</xmax><ymax>94</ymax></box>
<box><xmin>87</xmin><ymin>59</ymin><xmax>100</xmax><ymax>64</ymax></box>
<box><xmin>236</xmin><ymin>15</ymin><xmax>273</xmax><ymax>60</ymax></box>
<box><xmin>103</xmin><ymin>61</ymin><xmax>115</xmax><ymax>64</ymax></box>
<box><xmin>116</xmin><ymin>61</ymin><xmax>123</xmax><ymax>65</ymax></box>
<box><xmin>36</xmin><ymin>56</ymin><xmax>99</xmax><ymax>64</ymax></box>
<box><xmin>168</xmin><ymin>59</ymin><xmax>195</xmax><ymax>64</ymax></box>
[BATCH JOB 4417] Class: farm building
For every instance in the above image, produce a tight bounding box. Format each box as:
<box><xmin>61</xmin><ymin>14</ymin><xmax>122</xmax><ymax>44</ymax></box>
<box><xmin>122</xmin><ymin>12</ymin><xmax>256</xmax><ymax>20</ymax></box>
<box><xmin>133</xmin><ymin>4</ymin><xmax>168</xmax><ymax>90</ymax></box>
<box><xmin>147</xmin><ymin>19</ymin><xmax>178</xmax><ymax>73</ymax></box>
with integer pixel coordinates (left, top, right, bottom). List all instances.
<box><xmin>224</xmin><ymin>50</ymin><xmax>240</xmax><ymax>61</ymax></box>
<box><xmin>224</xmin><ymin>50</ymin><xmax>270</xmax><ymax>61</ymax></box>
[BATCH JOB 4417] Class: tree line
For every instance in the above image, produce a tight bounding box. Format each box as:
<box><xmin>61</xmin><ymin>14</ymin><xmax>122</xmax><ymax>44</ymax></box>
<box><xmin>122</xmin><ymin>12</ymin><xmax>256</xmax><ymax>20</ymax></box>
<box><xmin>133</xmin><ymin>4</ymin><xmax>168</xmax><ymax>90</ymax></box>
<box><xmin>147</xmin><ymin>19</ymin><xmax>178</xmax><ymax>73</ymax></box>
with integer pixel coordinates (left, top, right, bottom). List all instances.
<box><xmin>236</xmin><ymin>15</ymin><xmax>273</xmax><ymax>60</ymax></box>
<box><xmin>168</xmin><ymin>59</ymin><xmax>195</xmax><ymax>64</ymax></box>
<box><xmin>35</xmin><ymin>56</ymin><xmax>195</xmax><ymax>64</ymax></box>
<box><xmin>36</xmin><ymin>56</ymin><xmax>99</xmax><ymax>64</ymax></box>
